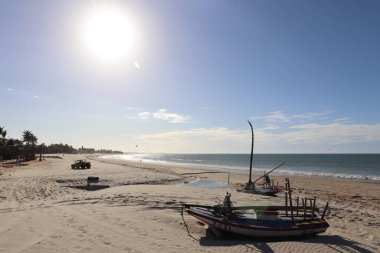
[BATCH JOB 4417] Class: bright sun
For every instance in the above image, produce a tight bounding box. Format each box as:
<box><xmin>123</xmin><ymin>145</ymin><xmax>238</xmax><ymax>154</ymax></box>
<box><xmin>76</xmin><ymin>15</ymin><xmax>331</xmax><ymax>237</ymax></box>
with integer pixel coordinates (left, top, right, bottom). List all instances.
<box><xmin>84</xmin><ymin>10</ymin><xmax>133</xmax><ymax>61</ymax></box>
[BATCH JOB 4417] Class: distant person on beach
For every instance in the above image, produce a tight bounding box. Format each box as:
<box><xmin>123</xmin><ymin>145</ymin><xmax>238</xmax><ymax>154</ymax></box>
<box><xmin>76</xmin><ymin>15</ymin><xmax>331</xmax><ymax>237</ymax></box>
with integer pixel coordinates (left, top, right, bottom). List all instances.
<box><xmin>263</xmin><ymin>172</ymin><xmax>271</xmax><ymax>188</ymax></box>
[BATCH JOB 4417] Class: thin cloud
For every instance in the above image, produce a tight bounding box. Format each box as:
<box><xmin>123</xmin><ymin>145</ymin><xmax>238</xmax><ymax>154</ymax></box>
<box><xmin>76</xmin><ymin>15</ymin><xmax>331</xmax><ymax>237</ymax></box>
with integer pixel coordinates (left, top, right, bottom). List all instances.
<box><xmin>137</xmin><ymin>122</ymin><xmax>380</xmax><ymax>152</ymax></box>
<box><xmin>136</xmin><ymin>109</ymin><xmax>189</xmax><ymax>123</ymax></box>
<box><xmin>292</xmin><ymin>112</ymin><xmax>332</xmax><ymax>120</ymax></box>
<box><xmin>153</xmin><ymin>109</ymin><xmax>189</xmax><ymax>123</ymax></box>
<box><xmin>138</xmin><ymin>112</ymin><xmax>150</xmax><ymax>119</ymax></box>
<box><xmin>334</xmin><ymin>117</ymin><xmax>352</xmax><ymax>123</ymax></box>
<box><xmin>252</xmin><ymin>111</ymin><xmax>290</xmax><ymax>122</ymax></box>
<box><xmin>139</xmin><ymin>127</ymin><xmax>246</xmax><ymax>141</ymax></box>
<box><xmin>284</xmin><ymin>123</ymin><xmax>380</xmax><ymax>144</ymax></box>
<box><xmin>258</xmin><ymin>124</ymin><xmax>279</xmax><ymax>131</ymax></box>
<box><xmin>252</xmin><ymin>111</ymin><xmax>333</xmax><ymax>123</ymax></box>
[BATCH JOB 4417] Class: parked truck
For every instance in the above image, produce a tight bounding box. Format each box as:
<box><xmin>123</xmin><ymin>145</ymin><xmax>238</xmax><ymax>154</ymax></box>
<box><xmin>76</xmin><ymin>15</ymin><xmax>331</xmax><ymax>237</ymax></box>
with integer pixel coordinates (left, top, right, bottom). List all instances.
<box><xmin>71</xmin><ymin>159</ymin><xmax>91</xmax><ymax>169</ymax></box>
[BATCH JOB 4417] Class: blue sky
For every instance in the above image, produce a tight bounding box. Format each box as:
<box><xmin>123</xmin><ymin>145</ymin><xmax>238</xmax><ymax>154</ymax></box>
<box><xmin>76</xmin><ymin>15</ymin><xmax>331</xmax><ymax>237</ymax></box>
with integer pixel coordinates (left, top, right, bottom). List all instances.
<box><xmin>1</xmin><ymin>0</ymin><xmax>379</xmax><ymax>153</ymax></box>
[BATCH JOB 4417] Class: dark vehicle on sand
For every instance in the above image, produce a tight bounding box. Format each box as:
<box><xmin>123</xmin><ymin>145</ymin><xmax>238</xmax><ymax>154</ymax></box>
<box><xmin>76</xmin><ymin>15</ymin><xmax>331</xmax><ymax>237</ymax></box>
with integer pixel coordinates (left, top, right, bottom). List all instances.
<box><xmin>71</xmin><ymin>160</ymin><xmax>91</xmax><ymax>169</ymax></box>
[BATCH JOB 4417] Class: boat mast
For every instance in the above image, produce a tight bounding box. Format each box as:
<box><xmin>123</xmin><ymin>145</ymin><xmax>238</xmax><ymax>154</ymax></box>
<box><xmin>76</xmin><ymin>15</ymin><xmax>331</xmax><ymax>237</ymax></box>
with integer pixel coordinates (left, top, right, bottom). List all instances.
<box><xmin>248</xmin><ymin>120</ymin><xmax>254</xmax><ymax>185</ymax></box>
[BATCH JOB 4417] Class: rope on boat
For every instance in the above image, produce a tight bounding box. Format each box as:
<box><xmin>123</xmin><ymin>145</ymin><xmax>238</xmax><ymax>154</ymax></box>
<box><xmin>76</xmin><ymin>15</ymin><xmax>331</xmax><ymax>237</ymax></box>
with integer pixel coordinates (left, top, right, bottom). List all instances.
<box><xmin>181</xmin><ymin>205</ymin><xmax>199</xmax><ymax>241</ymax></box>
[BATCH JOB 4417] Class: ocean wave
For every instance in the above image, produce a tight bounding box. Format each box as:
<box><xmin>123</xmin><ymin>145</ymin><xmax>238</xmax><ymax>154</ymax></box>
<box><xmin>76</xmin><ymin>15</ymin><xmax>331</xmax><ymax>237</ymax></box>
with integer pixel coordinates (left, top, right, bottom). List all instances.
<box><xmin>99</xmin><ymin>154</ymin><xmax>380</xmax><ymax>183</ymax></box>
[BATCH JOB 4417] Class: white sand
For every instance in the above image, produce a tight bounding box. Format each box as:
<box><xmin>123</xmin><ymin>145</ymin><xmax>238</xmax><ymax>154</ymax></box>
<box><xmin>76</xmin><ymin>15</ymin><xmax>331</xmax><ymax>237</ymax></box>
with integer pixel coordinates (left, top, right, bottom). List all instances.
<box><xmin>0</xmin><ymin>154</ymin><xmax>379</xmax><ymax>253</ymax></box>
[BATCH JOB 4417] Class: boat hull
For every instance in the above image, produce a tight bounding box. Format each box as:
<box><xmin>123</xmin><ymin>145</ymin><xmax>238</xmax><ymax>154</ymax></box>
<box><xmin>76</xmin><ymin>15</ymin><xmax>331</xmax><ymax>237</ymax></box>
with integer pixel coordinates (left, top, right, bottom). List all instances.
<box><xmin>187</xmin><ymin>207</ymin><xmax>329</xmax><ymax>238</ymax></box>
<box><xmin>238</xmin><ymin>187</ymin><xmax>281</xmax><ymax>196</ymax></box>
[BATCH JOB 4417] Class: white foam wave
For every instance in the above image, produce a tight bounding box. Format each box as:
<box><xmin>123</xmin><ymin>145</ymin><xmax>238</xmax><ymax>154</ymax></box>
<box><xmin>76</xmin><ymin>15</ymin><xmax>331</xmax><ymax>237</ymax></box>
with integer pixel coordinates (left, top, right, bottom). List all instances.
<box><xmin>99</xmin><ymin>154</ymin><xmax>380</xmax><ymax>183</ymax></box>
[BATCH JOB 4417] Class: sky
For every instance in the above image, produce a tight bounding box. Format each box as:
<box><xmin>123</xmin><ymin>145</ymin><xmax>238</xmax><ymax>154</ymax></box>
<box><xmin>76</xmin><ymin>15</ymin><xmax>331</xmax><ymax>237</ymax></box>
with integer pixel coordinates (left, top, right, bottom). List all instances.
<box><xmin>1</xmin><ymin>0</ymin><xmax>379</xmax><ymax>153</ymax></box>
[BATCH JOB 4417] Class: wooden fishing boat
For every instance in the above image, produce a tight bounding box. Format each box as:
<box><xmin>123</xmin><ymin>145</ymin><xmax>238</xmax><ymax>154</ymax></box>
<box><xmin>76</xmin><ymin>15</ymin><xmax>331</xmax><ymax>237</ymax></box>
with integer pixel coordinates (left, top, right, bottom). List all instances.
<box><xmin>186</xmin><ymin>206</ymin><xmax>329</xmax><ymax>238</ymax></box>
<box><xmin>238</xmin><ymin>186</ymin><xmax>281</xmax><ymax>196</ymax></box>
<box><xmin>240</xmin><ymin>121</ymin><xmax>285</xmax><ymax>196</ymax></box>
<box><xmin>183</xmin><ymin>179</ymin><xmax>330</xmax><ymax>238</ymax></box>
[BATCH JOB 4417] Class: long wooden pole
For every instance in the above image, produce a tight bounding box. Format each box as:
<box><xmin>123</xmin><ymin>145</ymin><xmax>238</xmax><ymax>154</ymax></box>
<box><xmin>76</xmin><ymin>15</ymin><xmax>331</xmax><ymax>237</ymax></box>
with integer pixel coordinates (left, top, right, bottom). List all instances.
<box><xmin>303</xmin><ymin>198</ymin><xmax>307</xmax><ymax>221</ymax></box>
<box><xmin>252</xmin><ymin>162</ymin><xmax>287</xmax><ymax>184</ymax></box>
<box><xmin>287</xmin><ymin>178</ymin><xmax>294</xmax><ymax>220</ymax></box>
<box><xmin>247</xmin><ymin>120</ymin><xmax>254</xmax><ymax>185</ymax></box>
<box><xmin>312</xmin><ymin>196</ymin><xmax>316</xmax><ymax>219</ymax></box>
<box><xmin>296</xmin><ymin>197</ymin><xmax>299</xmax><ymax>216</ymax></box>
<box><xmin>321</xmin><ymin>202</ymin><xmax>329</xmax><ymax>220</ymax></box>
<box><xmin>246</xmin><ymin>121</ymin><xmax>286</xmax><ymax>186</ymax></box>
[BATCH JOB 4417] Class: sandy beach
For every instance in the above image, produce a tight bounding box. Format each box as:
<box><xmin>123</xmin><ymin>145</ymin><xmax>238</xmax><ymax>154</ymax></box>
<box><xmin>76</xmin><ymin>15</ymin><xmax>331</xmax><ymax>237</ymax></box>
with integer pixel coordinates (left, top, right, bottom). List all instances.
<box><xmin>0</xmin><ymin>154</ymin><xmax>379</xmax><ymax>253</ymax></box>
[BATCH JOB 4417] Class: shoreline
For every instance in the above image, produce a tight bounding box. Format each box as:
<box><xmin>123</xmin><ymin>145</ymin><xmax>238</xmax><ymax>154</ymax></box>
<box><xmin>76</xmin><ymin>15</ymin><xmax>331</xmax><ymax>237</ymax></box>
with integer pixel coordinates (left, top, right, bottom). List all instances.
<box><xmin>95</xmin><ymin>155</ymin><xmax>379</xmax><ymax>206</ymax></box>
<box><xmin>97</xmin><ymin>154</ymin><xmax>380</xmax><ymax>185</ymax></box>
<box><xmin>0</xmin><ymin>154</ymin><xmax>379</xmax><ymax>252</ymax></box>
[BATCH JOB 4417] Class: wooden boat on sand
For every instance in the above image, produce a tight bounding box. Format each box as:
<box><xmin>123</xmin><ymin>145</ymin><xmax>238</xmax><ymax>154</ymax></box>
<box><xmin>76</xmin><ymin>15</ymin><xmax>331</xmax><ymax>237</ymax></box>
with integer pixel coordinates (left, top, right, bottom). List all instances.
<box><xmin>238</xmin><ymin>162</ymin><xmax>285</xmax><ymax>196</ymax></box>
<box><xmin>240</xmin><ymin>121</ymin><xmax>284</xmax><ymax>196</ymax></box>
<box><xmin>183</xmin><ymin>179</ymin><xmax>330</xmax><ymax>238</ymax></box>
<box><xmin>239</xmin><ymin>186</ymin><xmax>281</xmax><ymax>196</ymax></box>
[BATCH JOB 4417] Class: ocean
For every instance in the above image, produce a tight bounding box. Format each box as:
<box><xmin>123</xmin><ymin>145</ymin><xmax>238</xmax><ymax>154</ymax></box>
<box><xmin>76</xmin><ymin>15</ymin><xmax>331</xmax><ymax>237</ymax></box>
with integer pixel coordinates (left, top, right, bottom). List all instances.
<box><xmin>100</xmin><ymin>153</ymin><xmax>380</xmax><ymax>183</ymax></box>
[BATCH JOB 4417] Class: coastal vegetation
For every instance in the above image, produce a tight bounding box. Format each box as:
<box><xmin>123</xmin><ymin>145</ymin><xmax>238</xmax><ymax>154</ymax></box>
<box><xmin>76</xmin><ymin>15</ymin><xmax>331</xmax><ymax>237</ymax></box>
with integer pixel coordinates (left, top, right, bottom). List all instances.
<box><xmin>0</xmin><ymin>126</ymin><xmax>123</xmax><ymax>161</ymax></box>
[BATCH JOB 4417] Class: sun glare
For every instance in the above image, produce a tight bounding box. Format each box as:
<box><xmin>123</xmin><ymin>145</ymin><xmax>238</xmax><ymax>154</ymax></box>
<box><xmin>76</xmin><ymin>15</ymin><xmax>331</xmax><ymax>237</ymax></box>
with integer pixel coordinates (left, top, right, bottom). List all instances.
<box><xmin>84</xmin><ymin>9</ymin><xmax>133</xmax><ymax>61</ymax></box>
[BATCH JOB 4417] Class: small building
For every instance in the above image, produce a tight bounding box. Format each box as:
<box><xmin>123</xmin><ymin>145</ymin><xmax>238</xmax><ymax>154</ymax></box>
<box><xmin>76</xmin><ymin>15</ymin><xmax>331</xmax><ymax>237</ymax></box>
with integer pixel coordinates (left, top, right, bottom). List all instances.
<box><xmin>78</xmin><ymin>146</ymin><xmax>95</xmax><ymax>154</ymax></box>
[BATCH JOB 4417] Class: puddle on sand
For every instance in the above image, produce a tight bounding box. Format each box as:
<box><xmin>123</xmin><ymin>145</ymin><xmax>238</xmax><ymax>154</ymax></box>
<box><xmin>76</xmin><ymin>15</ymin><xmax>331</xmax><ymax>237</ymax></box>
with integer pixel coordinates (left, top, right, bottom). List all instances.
<box><xmin>180</xmin><ymin>179</ymin><xmax>228</xmax><ymax>189</ymax></box>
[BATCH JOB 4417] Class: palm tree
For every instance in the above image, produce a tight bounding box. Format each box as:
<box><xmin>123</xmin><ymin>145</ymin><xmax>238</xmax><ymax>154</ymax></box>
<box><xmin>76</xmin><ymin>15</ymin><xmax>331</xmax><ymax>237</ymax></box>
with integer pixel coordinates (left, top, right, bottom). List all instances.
<box><xmin>22</xmin><ymin>130</ymin><xmax>38</xmax><ymax>160</ymax></box>
<box><xmin>22</xmin><ymin>130</ymin><xmax>38</xmax><ymax>146</ymax></box>
<box><xmin>39</xmin><ymin>143</ymin><xmax>45</xmax><ymax>161</ymax></box>
<box><xmin>0</xmin><ymin>126</ymin><xmax>7</xmax><ymax>146</ymax></box>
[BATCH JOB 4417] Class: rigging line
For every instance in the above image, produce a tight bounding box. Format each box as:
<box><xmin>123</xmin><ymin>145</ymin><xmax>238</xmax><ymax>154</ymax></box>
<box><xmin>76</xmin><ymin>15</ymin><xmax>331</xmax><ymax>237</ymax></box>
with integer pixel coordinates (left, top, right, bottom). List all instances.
<box><xmin>181</xmin><ymin>205</ymin><xmax>199</xmax><ymax>241</ymax></box>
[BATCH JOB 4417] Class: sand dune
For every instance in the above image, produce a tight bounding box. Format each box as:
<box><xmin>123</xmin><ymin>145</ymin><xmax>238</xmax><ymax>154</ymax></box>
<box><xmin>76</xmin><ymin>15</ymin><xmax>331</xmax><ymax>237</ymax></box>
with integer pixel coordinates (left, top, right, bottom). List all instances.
<box><xmin>0</xmin><ymin>154</ymin><xmax>378</xmax><ymax>253</ymax></box>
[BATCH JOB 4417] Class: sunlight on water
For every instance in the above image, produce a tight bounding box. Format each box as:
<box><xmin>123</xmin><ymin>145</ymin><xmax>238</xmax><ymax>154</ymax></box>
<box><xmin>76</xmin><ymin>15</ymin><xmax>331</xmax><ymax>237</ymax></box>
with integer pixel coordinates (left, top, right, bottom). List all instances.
<box><xmin>100</xmin><ymin>153</ymin><xmax>380</xmax><ymax>182</ymax></box>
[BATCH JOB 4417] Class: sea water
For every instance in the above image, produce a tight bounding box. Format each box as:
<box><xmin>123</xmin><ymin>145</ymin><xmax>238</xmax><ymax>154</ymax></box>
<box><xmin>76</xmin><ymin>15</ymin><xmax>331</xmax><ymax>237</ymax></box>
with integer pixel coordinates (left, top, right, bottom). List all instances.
<box><xmin>100</xmin><ymin>153</ymin><xmax>380</xmax><ymax>183</ymax></box>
